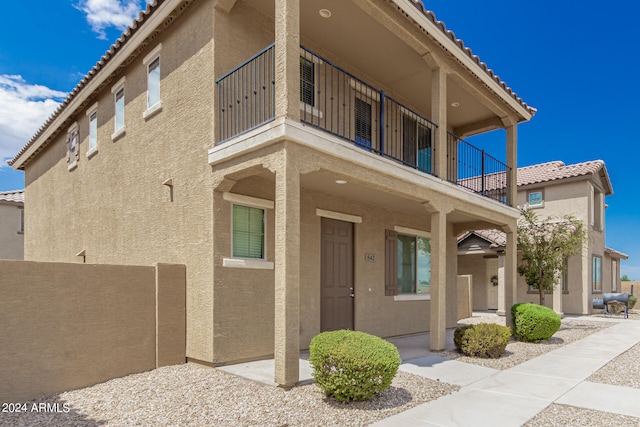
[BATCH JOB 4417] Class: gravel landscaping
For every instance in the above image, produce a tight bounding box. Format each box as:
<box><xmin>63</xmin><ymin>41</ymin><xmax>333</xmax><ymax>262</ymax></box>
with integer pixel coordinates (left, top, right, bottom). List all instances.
<box><xmin>3</xmin><ymin>312</ymin><xmax>639</xmax><ymax>426</ymax></box>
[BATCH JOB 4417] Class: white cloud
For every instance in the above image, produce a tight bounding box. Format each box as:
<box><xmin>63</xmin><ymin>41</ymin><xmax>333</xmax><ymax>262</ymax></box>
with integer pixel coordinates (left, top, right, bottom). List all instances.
<box><xmin>0</xmin><ymin>75</ymin><xmax>67</xmax><ymax>166</ymax></box>
<box><xmin>76</xmin><ymin>0</ymin><xmax>151</xmax><ymax>40</ymax></box>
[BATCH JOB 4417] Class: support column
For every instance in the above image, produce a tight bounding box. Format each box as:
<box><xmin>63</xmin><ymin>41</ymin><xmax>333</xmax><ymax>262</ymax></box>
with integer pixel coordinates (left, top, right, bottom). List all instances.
<box><xmin>553</xmin><ymin>278</ymin><xmax>564</xmax><ymax>318</ymax></box>
<box><xmin>275</xmin><ymin>0</ymin><xmax>300</xmax><ymax>121</ymax></box>
<box><xmin>505</xmin><ymin>123</ymin><xmax>518</xmax><ymax>207</ymax></box>
<box><xmin>504</xmin><ymin>226</ymin><xmax>517</xmax><ymax>328</ymax></box>
<box><xmin>431</xmin><ymin>66</ymin><xmax>448</xmax><ymax>179</ymax></box>
<box><xmin>430</xmin><ymin>209</ymin><xmax>447</xmax><ymax>350</ymax></box>
<box><xmin>274</xmin><ymin>149</ymin><xmax>301</xmax><ymax>387</ymax></box>
<box><xmin>497</xmin><ymin>251</ymin><xmax>506</xmax><ymax>315</ymax></box>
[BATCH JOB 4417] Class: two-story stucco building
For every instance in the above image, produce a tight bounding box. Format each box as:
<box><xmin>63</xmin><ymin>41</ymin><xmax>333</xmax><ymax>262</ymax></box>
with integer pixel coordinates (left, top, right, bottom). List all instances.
<box><xmin>9</xmin><ymin>0</ymin><xmax>535</xmax><ymax>386</ymax></box>
<box><xmin>0</xmin><ymin>190</ymin><xmax>24</xmax><ymax>260</ymax></box>
<box><xmin>459</xmin><ymin>160</ymin><xmax>628</xmax><ymax>316</ymax></box>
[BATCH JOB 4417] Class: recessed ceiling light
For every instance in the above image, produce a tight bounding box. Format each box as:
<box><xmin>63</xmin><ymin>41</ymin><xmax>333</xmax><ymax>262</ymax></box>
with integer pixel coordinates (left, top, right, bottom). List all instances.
<box><xmin>335</xmin><ymin>179</ymin><xmax>347</xmax><ymax>185</ymax></box>
<box><xmin>319</xmin><ymin>9</ymin><xmax>332</xmax><ymax>18</ymax></box>
<box><xmin>451</xmin><ymin>102</ymin><xmax>460</xmax><ymax>107</ymax></box>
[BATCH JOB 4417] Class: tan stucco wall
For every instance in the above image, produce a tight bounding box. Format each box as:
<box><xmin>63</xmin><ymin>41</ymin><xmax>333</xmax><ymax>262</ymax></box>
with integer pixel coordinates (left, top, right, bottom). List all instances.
<box><xmin>0</xmin><ymin>260</ymin><xmax>185</xmax><ymax>402</ymax></box>
<box><xmin>211</xmin><ymin>176</ymin><xmax>460</xmax><ymax>364</ymax></box>
<box><xmin>458</xmin><ymin>254</ymin><xmax>491</xmax><ymax>310</ymax></box>
<box><xmin>23</xmin><ymin>0</ymin><xmax>214</xmax><ymax>362</ymax></box>
<box><xmin>0</xmin><ymin>203</ymin><xmax>23</xmax><ymax>260</ymax></box>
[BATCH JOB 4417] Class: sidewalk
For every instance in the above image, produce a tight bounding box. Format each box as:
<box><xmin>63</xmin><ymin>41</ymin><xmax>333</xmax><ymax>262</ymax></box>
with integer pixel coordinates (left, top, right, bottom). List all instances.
<box><xmin>372</xmin><ymin>319</ymin><xmax>640</xmax><ymax>427</ymax></box>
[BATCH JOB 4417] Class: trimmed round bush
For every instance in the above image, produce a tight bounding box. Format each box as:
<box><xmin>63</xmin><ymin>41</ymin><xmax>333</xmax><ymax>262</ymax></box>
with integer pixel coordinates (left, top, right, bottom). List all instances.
<box><xmin>454</xmin><ymin>323</ymin><xmax>511</xmax><ymax>358</ymax></box>
<box><xmin>511</xmin><ymin>303</ymin><xmax>561</xmax><ymax>342</ymax></box>
<box><xmin>309</xmin><ymin>330</ymin><xmax>401</xmax><ymax>402</ymax></box>
<box><xmin>630</xmin><ymin>295</ymin><xmax>637</xmax><ymax>310</ymax></box>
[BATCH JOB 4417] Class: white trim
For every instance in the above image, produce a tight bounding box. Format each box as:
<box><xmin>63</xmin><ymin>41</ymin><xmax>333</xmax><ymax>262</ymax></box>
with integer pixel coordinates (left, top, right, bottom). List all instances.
<box><xmin>143</xmin><ymin>43</ymin><xmax>163</xmax><ymax>65</ymax></box>
<box><xmin>111</xmin><ymin>127</ymin><xmax>126</xmax><ymax>142</ymax></box>
<box><xmin>143</xmin><ymin>101</ymin><xmax>163</xmax><ymax>120</ymax></box>
<box><xmin>222</xmin><ymin>258</ymin><xmax>274</xmax><ymax>270</ymax></box>
<box><xmin>85</xmin><ymin>102</ymin><xmax>98</xmax><ymax>116</ymax></box>
<box><xmin>315</xmin><ymin>209</ymin><xmax>362</xmax><ymax>224</ymax></box>
<box><xmin>394</xmin><ymin>225</ymin><xmax>431</xmax><ymax>238</ymax></box>
<box><xmin>223</xmin><ymin>192</ymin><xmax>274</xmax><ymax>209</ymax></box>
<box><xmin>86</xmin><ymin>147</ymin><xmax>99</xmax><ymax>159</ymax></box>
<box><xmin>111</xmin><ymin>76</ymin><xmax>126</xmax><ymax>93</ymax></box>
<box><xmin>394</xmin><ymin>294</ymin><xmax>430</xmax><ymax>301</ymax></box>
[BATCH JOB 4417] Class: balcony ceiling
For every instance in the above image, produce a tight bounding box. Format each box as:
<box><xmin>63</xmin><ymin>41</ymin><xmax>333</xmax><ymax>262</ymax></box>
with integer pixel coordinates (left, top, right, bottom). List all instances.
<box><xmin>250</xmin><ymin>0</ymin><xmax>501</xmax><ymax>132</ymax></box>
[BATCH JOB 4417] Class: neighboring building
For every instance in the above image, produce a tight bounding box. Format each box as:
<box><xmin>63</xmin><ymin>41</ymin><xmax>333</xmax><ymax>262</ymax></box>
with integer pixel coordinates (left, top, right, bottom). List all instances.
<box><xmin>458</xmin><ymin>160</ymin><xmax>628</xmax><ymax>316</ymax></box>
<box><xmin>0</xmin><ymin>190</ymin><xmax>24</xmax><ymax>260</ymax></box>
<box><xmin>8</xmin><ymin>0</ymin><xmax>534</xmax><ymax>386</ymax></box>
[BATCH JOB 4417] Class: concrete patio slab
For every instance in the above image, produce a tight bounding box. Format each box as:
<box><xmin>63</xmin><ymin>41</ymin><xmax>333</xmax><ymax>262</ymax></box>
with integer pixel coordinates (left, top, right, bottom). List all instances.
<box><xmin>217</xmin><ymin>358</ymin><xmax>313</xmax><ymax>386</ymax></box>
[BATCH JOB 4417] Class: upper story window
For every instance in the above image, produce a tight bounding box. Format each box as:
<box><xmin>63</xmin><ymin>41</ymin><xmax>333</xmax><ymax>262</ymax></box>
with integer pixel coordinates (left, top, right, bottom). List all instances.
<box><xmin>66</xmin><ymin>122</ymin><xmax>79</xmax><ymax>170</ymax></box>
<box><xmin>86</xmin><ymin>102</ymin><xmax>98</xmax><ymax>157</ymax></box>
<box><xmin>143</xmin><ymin>44</ymin><xmax>162</xmax><ymax>119</ymax></box>
<box><xmin>354</xmin><ymin>97</ymin><xmax>372</xmax><ymax>149</ymax></box>
<box><xmin>300</xmin><ymin>56</ymin><xmax>314</xmax><ymax>107</ymax></box>
<box><xmin>592</xmin><ymin>188</ymin><xmax>604</xmax><ymax>230</ymax></box>
<box><xmin>528</xmin><ymin>190</ymin><xmax>543</xmax><ymax>208</ymax></box>
<box><xmin>111</xmin><ymin>76</ymin><xmax>126</xmax><ymax>140</ymax></box>
<box><xmin>592</xmin><ymin>255</ymin><xmax>602</xmax><ymax>293</ymax></box>
<box><xmin>403</xmin><ymin>115</ymin><xmax>432</xmax><ymax>173</ymax></box>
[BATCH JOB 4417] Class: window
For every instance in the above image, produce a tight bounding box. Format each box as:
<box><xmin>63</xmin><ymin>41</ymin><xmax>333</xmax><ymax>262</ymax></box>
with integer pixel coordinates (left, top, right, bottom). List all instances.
<box><xmin>592</xmin><ymin>255</ymin><xmax>602</xmax><ymax>292</ymax></box>
<box><xmin>385</xmin><ymin>228</ymin><xmax>431</xmax><ymax>298</ymax></box>
<box><xmin>561</xmin><ymin>258</ymin><xmax>568</xmax><ymax>292</ymax></box>
<box><xmin>300</xmin><ymin>56</ymin><xmax>314</xmax><ymax>107</ymax></box>
<box><xmin>232</xmin><ymin>205</ymin><xmax>265</xmax><ymax>259</ymax></box>
<box><xmin>403</xmin><ymin>115</ymin><xmax>432</xmax><ymax>173</ymax></box>
<box><xmin>354</xmin><ymin>97</ymin><xmax>372</xmax><ymax>149</ymax></box>
<box><xmin>66</xmin><ymin>123</ymin><xmax>79</xmax><ymax>170</ymax></box>
<box><xmin>528</xmin><ymin>190</ymin><xmax>543</xmax><ymax>208</ymax></box>
<box><xmin>593</xmin><ymin>190</ymin><xmax>604</xmax><ymax>230</ymax></box>
<box><xmin>86</xmin><ymin>102</ymin><xmax>98</xmax><ymax>157</ymax></box>
<box><xmin>143</xmin><ymin>44</ymin><xmax>162</xmax><ymax>118</ymax></box>
<box><xmin>612</xmin><ymin>260</ymin><xmax>618</xmax><ymax>292</ymax></box>
<box><xmin>18</xmin><ymin>208</ymin><xmax>24</xmax><ymax>234</ymax></box>
<box><xmin>111</xmin><ymin>76</ymin><xmax>126</xmax><ymax>140</ymax></box>
<box><xmin>398</xmin><ymin>234</ymin><xmax>431</xmax><ymax>295</ymax></box>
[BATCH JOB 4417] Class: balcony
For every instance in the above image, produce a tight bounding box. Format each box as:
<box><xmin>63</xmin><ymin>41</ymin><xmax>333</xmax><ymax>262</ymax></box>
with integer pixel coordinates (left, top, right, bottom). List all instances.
<box><xmin>216</xmin><ymin>44</ymin><xmax>511</xmax><ymax>205</ymax></box>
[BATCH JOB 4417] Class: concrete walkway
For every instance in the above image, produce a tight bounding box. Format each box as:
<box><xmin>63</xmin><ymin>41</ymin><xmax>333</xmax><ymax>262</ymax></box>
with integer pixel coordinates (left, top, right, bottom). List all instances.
<box><xmin>372</xmin><ymin>319</ymin><xmax>640</xmax><ymax>427</ymax></box>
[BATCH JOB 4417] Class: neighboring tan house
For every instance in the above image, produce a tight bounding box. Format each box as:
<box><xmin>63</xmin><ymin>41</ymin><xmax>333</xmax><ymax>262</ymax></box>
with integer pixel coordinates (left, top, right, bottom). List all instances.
<box><xmin>0</xmin><ymin>190</ymin><xmax>24</xmax><ymax>260</ymax></box>
<box><xmin>8</xmin><ymin>0</ymin><xmax>535</xmax><ymax>386</ymax></box>
<box><xmin>458</xmin><ymin>160</ymin><xmax>628</xmax><ymax>316</ymax></box>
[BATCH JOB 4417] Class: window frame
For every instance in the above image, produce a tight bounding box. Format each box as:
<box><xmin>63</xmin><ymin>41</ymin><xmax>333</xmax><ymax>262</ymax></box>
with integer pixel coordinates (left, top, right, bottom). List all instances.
<box><xmin>222</xmin><ymin>192</ymin><xmax>274</xmax><ymax>270</ymax></box>
<box><xmin>612</xmin><ymin>259</ymin><xmax>618</xmax><ymax>292</ymax></box>
<box><xmin>66</xmin><ymin>122</ymin><xmax>79</xmax><ymax>171</ymax></box>
<box><xmin>392</xmin><ymin>226</ymin><xmax>431</xmax><ymax>301</ymax></box>
<box><xmin>527</xmin><ymin>190</ymin><xmax>544</xmax><ymax>208</ymax></box>
<box><xmin>18</xmin><ymin>207</ymin><xmax>24</xmax><ymax>234</ymax></box>
<box><xmin>111</xmin><ymin>76</ymin><xmax>126</xmax><ymax>140</ymax></box>
<box><xmin>86</xmin><ymin>102</ymin><xmax>99</xmax><ymax>158</ymax></box>
<box><xmin>143</xmin><ymin>44</ymin><xmax>163</xmax><ymax>119</ymax></box>
<box><xmin>592</xmin><ymin>255</ymin><xmax>603</xmax><ymax>293</ymax></box>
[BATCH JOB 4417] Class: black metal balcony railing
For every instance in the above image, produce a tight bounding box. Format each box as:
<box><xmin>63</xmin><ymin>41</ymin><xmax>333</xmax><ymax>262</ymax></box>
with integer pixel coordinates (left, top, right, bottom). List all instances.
<box><xmin>215</xmin><ymin>44</ymin><xmax>510</xmax><ymax>205</ymax></box>
<box><xmin>448</xmin><ymin>132</ymin><xmax>510</xmax><ymax>204</ymax></box>
<box><xmin>300</xmin><ymin>46</ymin><xmax>437</xmax><ymax>175</ymax></box>
<box><xmin>216</xmin><ymin>44</ymin><xmax>275</xmax><ymax>143</ymax></box>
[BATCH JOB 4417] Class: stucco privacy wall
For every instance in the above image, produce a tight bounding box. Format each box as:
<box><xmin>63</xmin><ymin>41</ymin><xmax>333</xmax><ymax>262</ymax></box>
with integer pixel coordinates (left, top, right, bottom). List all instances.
<box><xmin>0</xmin><ymin>261</ymin><xmax>185</xmax><ymax>402</ymax></box>
<box><xmin>22</xmin><ymin>0</ymin><xmax>214</xmax><ymax>362</ymax></box>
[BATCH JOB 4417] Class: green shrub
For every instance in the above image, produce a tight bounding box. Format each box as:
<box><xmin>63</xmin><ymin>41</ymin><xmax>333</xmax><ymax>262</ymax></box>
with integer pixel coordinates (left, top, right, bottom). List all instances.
<box><xmin>511</xmin><ymin>303</ymin><xmax>561</xmax><ymax>342</ymax></box>
<box><xmin>630</xmin><ymin>295</ymin><xmax>637</xmax><ymax>310</ymax></box>
<box><xmin>453</xmin><ymin>323</ymin><xmax>511</xmax><ymax>358</ymax></box>
<box><xmin>309</xmin><ymin>330</ymin><xmax>401</xmax><ymax>402</ymax></box>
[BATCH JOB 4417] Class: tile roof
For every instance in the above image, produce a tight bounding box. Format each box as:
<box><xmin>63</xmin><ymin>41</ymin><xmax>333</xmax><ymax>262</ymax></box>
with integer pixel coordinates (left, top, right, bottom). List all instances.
<box><xmin>9</xmin><ymin>0</ymin><xmax>534</xmax><ymax>169</ymax></box>
<box><xmin>409</xmin><ymin>0</ymin><xmax>535</xmax><ymax>117</ymax></box>
<box><xmin>458</xmin><ymin>229</ymin><xmax>506</xmax><ymax>247</ymax></box>
<box><xmin>517</xmin><ymin>160</ymin><xmax>610</xmax><ymax>191</ymax></box>
<box><xmin>605</xmin><ymin>247</ymin><xmax>629</xmax><ymax>260</ymax></box>
<box><xmin>0</xmin><ymin>190</ymin><xmax>24</xmax><ymax>204</ymax></box>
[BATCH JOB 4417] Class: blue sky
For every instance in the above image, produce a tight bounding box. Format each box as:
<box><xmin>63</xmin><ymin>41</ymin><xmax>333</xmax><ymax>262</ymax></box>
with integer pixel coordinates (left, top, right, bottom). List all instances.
<box><xmin>1</xmin><ymin>1</ymin><xmax>639</xmax><ymax>278</ymax></box>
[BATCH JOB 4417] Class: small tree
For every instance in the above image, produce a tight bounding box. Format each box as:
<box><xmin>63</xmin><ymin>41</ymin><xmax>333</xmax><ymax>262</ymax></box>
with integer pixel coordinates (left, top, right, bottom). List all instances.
<box><xmin>621</xmin><ymin>275</ymin><xmax>631</xmax><ymax>282</ymax></box>
<box><xmin>517</xmin><ymin>209</ymin><xmax>586</xmax><ymax>305</ymax></box>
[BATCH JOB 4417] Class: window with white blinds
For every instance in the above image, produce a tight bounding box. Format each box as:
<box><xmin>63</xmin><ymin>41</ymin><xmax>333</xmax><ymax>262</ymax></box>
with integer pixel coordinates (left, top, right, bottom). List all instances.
<box><xmin>232</xmin><ymin>205</ymin><xmax>265</xmax><ymax>259</ymax></box>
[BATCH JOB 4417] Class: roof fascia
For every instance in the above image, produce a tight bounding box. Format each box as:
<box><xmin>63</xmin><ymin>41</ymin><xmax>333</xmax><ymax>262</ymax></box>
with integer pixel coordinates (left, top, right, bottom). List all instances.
<box><xmin>392</xmin><ymin>0</ymin><xmax>533</xmax><ymax>121</ymax></box>
<box><xmin>11</xmin><ymin>0</ymin><xmax>184</xmax><ymax>170</ymax></box>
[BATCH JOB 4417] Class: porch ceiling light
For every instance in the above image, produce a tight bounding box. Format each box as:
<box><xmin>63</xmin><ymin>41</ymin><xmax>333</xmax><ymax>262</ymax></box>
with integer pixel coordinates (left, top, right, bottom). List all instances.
<box><xmin>451</xmin><ymin>102</ymin><xmax>460</xmax><ymax>107</ymax></box>
<box><xmin>319</xmin><ymin>9</ymin><xmax>332</xmax><ymax>18</ymax></box>
<box><xmin>335</xmin><ymin>179</ymin><xmax>347</xmax><ymax>185</ymax></box>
